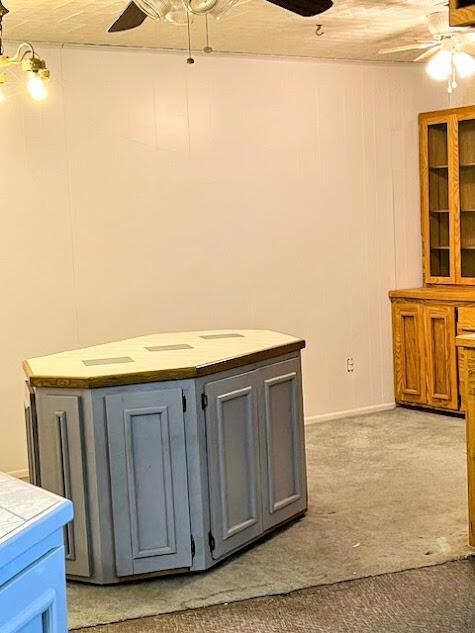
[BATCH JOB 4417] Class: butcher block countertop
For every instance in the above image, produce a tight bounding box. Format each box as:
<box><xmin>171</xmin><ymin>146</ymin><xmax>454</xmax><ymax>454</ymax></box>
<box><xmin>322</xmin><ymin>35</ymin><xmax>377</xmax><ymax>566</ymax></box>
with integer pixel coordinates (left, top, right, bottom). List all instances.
<box><xmin>24</xmin><ymin>329</ymin><xmax>306</xmax><ymax>389</ymax></box>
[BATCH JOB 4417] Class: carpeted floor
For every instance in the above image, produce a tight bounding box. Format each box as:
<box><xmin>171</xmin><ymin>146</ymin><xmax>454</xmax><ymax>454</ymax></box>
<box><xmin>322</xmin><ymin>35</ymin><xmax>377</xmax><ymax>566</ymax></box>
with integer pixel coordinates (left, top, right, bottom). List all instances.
<box><xmin>68</xmin><ymin>407</ymin><xmax>471</xmax><ymax>630</ymax></box>
<box><xmin>75</xmin><ymin>559</ymin><xmax>475</xmax><ymax>633</ymax></box>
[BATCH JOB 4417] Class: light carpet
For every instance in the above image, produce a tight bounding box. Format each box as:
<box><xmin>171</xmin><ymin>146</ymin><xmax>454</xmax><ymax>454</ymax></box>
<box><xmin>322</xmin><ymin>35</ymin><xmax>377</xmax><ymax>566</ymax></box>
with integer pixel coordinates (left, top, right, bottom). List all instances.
<box><xmin>68</xmin><ymin>407</ymin><xmax>471</xmax><ymax>629</ymax></box>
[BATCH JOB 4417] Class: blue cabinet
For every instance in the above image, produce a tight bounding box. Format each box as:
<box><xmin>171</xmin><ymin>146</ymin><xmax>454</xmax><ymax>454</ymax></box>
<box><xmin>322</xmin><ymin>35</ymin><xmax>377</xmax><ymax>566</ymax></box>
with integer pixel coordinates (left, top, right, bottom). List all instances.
<box><xmin>0</xmin><ymin>473</ymin><xmax>72</xmax><ymax>633</ymax></box>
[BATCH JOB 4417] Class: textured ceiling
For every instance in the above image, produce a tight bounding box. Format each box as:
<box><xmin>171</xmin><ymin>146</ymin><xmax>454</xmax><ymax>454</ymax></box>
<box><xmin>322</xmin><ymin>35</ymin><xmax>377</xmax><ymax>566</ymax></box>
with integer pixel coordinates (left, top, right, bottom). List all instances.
<box><xmin>1</xmin><ymin>0</ymin><xmax>454</xmax><ymax>61</ymax></box>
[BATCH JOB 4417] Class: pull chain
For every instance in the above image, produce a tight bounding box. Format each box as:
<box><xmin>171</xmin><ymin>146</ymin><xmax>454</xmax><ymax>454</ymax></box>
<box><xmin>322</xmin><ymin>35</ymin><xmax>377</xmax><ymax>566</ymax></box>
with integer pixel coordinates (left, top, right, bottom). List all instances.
<box><xmin>0</xmin><ymin>1</ymin><xmax>9</xmax><ymax>56</ymax></box>
<box><xmin>203</xmin><ymin>14</ymin><xmax>213</xmax><ymax>54</ymax></box>
<box><xmin>186</xmin><ymin>9</ymin><xmax>194</xmax><ymax>64</ymax></box>
<box><xmin>0</xmin><ymin>13</ymin><xmax>4</xmax><ymax>56</ymax></box>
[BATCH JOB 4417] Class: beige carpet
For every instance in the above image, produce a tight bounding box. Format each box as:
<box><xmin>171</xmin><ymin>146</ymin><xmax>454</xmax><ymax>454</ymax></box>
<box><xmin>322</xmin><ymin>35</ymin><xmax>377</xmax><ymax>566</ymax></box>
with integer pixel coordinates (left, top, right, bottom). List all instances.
<box><xmin>74</xmin><ymin>560</ymin><xmax>475</xmax><ymax>633</ymax></box>
<box><xmin>68</xmin><ymin>407</ymin><xmax>471</xmax><ymax>629</ymax></box>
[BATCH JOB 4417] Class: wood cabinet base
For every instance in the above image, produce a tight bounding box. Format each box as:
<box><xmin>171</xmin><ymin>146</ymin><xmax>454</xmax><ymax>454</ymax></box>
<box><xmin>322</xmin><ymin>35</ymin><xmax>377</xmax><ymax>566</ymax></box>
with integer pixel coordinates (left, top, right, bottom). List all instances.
<box><xmin>390</xmin><ymin>286</ymin><xmax>475</xmax><ymax>412</ymax></box>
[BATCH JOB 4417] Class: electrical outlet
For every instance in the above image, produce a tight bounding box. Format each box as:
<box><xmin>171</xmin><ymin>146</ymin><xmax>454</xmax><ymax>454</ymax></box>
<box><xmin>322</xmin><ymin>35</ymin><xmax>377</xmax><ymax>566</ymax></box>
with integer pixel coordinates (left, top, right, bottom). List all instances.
<box><xmin>346</xmin><ymin>357</ymin><xmax>355</xmax><ymax>374</ymax></box>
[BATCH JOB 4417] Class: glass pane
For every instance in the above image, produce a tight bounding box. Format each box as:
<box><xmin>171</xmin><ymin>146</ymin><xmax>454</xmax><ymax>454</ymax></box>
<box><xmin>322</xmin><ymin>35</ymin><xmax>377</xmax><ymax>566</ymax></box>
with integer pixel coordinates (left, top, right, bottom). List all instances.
<box><xmin>459</xmin><ymin>120</ymin><xmax>475</xmax><ymax>278</ymax></box>
<box><xmin>428</xmin><ymin>123</ymin><xmax>450</xmax><ymax>277</ymax></box>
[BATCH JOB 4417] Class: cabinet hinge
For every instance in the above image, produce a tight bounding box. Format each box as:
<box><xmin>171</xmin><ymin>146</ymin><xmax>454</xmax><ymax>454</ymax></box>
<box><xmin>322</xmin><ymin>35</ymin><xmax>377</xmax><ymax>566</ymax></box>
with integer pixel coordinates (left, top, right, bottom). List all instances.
<box><xmin>208</xmin><ymin>531</ymin><xmax>215</xmax><ymax>551</ymax></box>
<box><xmin>191</xmin><ymin>535</ymin><xmax>195</xmax><ymax>558</ymax></box>
<box><xmin>201</xmin><ymin>393</ymin><xmax>208</xmax><ymax>410</ymax></box>
<box><xmin>182</xmin><ymin>394</ymin><xmax>187</xmax><ymax>413</ymax></box>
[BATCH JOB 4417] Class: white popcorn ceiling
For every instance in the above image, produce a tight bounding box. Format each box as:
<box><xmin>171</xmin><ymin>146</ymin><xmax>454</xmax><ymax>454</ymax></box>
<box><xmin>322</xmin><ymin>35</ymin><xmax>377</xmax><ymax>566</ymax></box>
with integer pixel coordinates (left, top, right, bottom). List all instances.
<box><xmin>2</xmin><ymin>0</ymin><xmax>450</xmax><ymax>60</ymax></box>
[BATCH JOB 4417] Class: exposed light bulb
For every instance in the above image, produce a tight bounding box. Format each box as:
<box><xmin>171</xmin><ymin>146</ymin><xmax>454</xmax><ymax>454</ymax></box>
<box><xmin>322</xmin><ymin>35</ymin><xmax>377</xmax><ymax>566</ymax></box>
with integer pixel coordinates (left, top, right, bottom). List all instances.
<box><xmin>426</xmin><ymin>50</ymin><xmax>452</xmax><ymax>81</ymax></box>
<box><xmin>27</xmin><ymin>72</ymin><xmax>48</xmax><ymax>101</ymax></box>
<box><xmin>455</xmin><ymin>51</ymin><xmax>475</xmax><ymax>78</ymax></box>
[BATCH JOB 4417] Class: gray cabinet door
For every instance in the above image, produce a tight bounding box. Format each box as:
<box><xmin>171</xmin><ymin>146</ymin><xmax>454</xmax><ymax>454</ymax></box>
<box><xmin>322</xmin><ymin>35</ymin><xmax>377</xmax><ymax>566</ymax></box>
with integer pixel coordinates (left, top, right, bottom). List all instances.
<box><xmin>259</xmin><ymin>359</ymin><xmax>307</xmax><ymax>531</ymax></box>
<box><xmin>105</xmin><ymin>388</ymin><xmax>192</xmax><ymax>577</ymax></box>
<box><xmin>205</xmin><ymin>371</ymin><xmax>262</xmax><ymax>560</ymax></box>
<box><xmin>36</xmin><ymin>394</ymin><xmax>91</xmax><ymax>578</ymax></box>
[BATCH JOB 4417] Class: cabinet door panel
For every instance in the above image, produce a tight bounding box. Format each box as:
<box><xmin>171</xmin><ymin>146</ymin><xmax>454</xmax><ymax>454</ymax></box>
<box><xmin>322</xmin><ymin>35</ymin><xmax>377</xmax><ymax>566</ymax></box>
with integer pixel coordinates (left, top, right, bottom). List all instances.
<box><xmin>392</xmin><ymin>303</ymin><xmax>426</xmax><ymax>404</ymax></box>
<box><xmin>420</xmin><ymin>118</ymin><xmax>456</xmax><ymax>284</ymax></box>
<box><xmin>36</xmin><ymin>394</ymin><xmax>91</xmax><ymax>578</ymax></box>
<box><xmin>259</xmin><ymin>359</ymin><xmax>307</xmax><ymax>531</ymax></box>
<box><xmin>0</xmin><ymin>547</ymin><xmax>68</xmax><ymax>633</ymax></box>
<box><xmin>424</xmin><ymin>305</ymin><xmax>458</xmax><ymax>409</ymax></box>
<box><xmin>105</xmin><ymin>388</ymin><xmax>191</xmax><ymax>577</ymax></box>
<box><xmin>205</xmin><ymin>372</ymin><xmax>262</xmax><ymax>560</ymax></box>
<box><xmin>456</xmin><ymin>306</ymin><xmax>475</xmax><ymax>410</ymax></box>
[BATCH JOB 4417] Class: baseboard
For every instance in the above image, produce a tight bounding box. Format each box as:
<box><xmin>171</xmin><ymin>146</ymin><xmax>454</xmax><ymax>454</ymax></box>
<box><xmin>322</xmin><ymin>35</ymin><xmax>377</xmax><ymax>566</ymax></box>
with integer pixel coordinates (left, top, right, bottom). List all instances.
<box><xmin>305</xmin><ymin>402</ymin><xmax>396</xmax><ymax>425</ymax></box>
<box><xmin>6</xmin><ymin>468</ymin><xmax>30</xmax><ymax>481</ymax></box>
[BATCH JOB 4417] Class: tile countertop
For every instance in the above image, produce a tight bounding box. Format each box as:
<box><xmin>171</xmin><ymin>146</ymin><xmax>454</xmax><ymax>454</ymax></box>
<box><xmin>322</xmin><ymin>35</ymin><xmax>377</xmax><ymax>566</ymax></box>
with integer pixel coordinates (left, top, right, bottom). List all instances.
<box><xmin>24</xmin><ymin>329</ymin><xmax>306</xmax><ymax>389</ymax></box>
<box><xmin>0</xmin><ymin>473</ymin><xmax>71</xmax><ymax>545</ymax></box>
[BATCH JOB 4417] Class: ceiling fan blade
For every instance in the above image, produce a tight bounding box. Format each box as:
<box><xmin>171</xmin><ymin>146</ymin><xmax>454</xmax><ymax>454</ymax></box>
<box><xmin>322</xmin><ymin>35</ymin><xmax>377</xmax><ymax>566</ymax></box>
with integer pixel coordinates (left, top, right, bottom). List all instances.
<box><xmin>378</xmin><ymin>42</ymin><xmax>435</xmax><ymax>55</ymax></box>
<box><xmin>108</xmin><ymin>2</ymin><xmax>148</xmax><ymax>33</ymax></box>
<box><xmin>413</xmin><ymin>45</ymin><xmax>441</xmax><ymax>62</ymax></box>
<box><xmin>264</xmin><ymin>0</ymin><xmax>332</xmax><ymax>18</ymax></box>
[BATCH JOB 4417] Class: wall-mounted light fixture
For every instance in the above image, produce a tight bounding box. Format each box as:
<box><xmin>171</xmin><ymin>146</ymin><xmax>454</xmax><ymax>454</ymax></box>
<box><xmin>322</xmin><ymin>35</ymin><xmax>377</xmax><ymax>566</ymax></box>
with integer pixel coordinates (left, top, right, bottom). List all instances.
<box><xmin>0</xmin><ymin>1</ymin><xmax>50</xmax><ymax>103</ymax></box>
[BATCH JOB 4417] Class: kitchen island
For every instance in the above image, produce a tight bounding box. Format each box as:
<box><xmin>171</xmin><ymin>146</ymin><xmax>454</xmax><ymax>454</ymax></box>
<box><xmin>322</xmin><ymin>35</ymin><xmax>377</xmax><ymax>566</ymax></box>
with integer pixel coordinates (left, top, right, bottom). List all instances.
<box><xmin>24</xmin><ymin>329</ymin><xmax>308</xmax><ymax>584</ymax></box>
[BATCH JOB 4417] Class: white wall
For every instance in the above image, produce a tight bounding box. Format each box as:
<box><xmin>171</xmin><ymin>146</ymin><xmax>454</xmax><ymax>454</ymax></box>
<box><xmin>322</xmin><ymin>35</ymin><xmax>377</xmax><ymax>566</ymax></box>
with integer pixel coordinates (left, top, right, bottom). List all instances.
<box><xmin>0</xmin><ymin>44</ymin><xmax>448</xmax><ymax>473</ymax></box>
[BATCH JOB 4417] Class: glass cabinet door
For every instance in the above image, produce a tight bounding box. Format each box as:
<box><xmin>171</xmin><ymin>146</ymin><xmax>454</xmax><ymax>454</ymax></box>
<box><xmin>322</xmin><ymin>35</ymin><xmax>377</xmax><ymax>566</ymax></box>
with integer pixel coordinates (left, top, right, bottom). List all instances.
<box><xmin>458</xmin><ymin>119</ymin><xmax>475</xmax><ymax>282</ymax></box>
<box><xmin>427</xmin><ymin>122</ymin><xmax>452</xmax><ymax>281</ymax></box>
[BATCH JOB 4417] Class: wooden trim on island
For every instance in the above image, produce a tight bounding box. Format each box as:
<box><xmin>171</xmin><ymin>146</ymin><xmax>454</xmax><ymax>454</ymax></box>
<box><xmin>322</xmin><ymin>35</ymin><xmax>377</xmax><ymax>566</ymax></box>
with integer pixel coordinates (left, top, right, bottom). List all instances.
<box><xmin>24</xmin><ymin>340</ymin><xmax>306</xmax><ymax>389</ymax></box>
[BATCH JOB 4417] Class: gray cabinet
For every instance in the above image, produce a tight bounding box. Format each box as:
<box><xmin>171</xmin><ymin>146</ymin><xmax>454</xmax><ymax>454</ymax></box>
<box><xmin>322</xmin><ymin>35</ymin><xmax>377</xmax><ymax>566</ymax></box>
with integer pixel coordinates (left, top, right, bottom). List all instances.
<box><xmin>204</xmin><ymin>359</ymin><xmax>308</xmax><ymax>560</ymax></box>
<box><xmin>259</xmin><ymin>359</ymin><xmax>307</xmax><ymax>531</ymax></box>
<box><xmin>36</xmin><ymin>394</ymin><xmax>91</xmax><ymax>578</ymax></box>
<box><xmin>205</xmin><ymin>372</ymin><xmax>263</xmax><ymax>560</ymax></box>
<box><xmin>27</xmin><ymin>342</ymin><xmax>307</xmax><ymax>584</ymax></box>
<box><xmin>105</xmin><ymin>388</ymin><xmax>192</xmax><ymax>576</ymax></box>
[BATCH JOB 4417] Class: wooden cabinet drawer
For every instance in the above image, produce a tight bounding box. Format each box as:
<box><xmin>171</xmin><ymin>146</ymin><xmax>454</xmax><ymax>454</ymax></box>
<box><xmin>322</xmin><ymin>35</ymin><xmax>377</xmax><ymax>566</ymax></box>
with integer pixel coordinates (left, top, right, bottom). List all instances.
<box><xmin>458</xmin><ymin>307</ymin><xmax>475</xmax><ymax>333</ymax></box>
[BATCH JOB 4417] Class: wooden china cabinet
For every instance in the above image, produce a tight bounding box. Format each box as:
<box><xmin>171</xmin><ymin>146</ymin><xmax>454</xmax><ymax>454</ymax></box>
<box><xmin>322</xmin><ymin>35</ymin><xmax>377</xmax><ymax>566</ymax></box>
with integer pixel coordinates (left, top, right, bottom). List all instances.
<box><xmin>390</xmin><ymin>105</ymin><xmax>475</xmax><ymax>413</ymax></box>
<box><xmin>450</xmin><ymin>0</ymin><xmax>475</xmax><ymax>27</ymax></box>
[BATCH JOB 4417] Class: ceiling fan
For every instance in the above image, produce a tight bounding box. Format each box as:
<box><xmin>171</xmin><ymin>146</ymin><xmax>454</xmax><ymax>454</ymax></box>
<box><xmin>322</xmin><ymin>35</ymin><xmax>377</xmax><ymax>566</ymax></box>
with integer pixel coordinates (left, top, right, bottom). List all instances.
<box><xmin>379</xmin><ymin>10</ymin><xmax>475</xmax><ymax>92</ymax></box>
<box><xmin>109</xmin><ymin>0</ymin><xmax>333</xmax><ymax>32</ymax></box>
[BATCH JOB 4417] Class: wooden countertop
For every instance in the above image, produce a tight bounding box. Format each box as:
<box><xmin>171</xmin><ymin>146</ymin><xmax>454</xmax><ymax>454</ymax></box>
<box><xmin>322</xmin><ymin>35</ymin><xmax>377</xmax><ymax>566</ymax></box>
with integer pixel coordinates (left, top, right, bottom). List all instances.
<box><xmin>24</xmin><ymin>330</ymin><xmax>306</xmax><ymax>389</ymax></box>
<box><xmin>389</xmin><ymin>286</ymin><xmax>475</xmax><ymax>302</ymax></box>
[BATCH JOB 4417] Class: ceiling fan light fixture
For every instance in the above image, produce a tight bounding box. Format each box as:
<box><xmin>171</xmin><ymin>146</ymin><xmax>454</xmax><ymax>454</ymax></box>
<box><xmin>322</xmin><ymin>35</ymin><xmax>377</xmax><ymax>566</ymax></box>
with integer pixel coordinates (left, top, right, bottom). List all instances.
<box><xmin>134</xmin><ymin>0</ymin><xmax>170</xmax><ymax>19</ymax></box>
<box><xmin>186</xmin><ymin>0</ymin><xmax>218</xmax><ymax>15</ymax></box>
<box><xmin>426</xmin><ymin>49</ymin><xmax>452</xmax><ymax>80</ymax></box>
<box><xmin>27</xmin><ymin>71</ymin><xmax>48</xmax><ymax>101</ymax></box>
<box><xmin>207</xmin><ymin>0</ymin><xmax>239</xmax><ymax>18</ymax></box>
<box><xmin>454</xmin><ymin>50</ymin><xmax>475</xmax><ymax>78</ymax></box>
